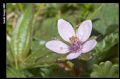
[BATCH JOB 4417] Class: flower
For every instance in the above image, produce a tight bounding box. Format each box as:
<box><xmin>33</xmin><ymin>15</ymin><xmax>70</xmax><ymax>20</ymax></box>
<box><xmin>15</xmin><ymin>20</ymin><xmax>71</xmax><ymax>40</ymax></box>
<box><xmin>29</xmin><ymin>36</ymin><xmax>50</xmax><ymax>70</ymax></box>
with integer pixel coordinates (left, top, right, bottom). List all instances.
<box><xmin>45</xmin><ymin>19</ymin><xmax>97</xmax><ymax>60</ymax></box>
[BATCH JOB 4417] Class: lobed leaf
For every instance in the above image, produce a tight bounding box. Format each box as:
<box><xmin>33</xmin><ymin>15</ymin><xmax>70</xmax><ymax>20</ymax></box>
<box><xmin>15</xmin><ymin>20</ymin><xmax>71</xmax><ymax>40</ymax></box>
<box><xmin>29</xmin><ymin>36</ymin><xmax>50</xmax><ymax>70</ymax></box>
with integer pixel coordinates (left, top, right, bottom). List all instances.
<box><xmin>90</xmin><ymin>61</ymin><xmax>119</xmax><ymax>78</ymax></box>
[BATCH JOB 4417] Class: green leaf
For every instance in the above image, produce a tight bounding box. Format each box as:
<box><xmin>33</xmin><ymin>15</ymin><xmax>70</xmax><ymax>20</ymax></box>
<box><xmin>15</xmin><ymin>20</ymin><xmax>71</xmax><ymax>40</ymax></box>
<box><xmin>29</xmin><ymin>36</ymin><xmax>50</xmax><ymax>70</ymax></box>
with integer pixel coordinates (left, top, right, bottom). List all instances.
<box><xmin>20</xmin><ymin>40</ymin><xmax>65</xmax><ymax>69</ymax></box>
<box><xmin>40</xmin><ymin>68</ymin><xmax>51</xmax><ymax>77</ymax></box>
<box><xmin>11</xmin><ymin>5</ymin><xmax>33</xmax><ymax>64</ymax></box>
<box><xmin>90</xmin><ymin>61</ymin><xmax>119</xmax><ymax>78</ymax></box>
<box><xmin>93</xmin><ymin>3</ymin><xmax>118</xmax><ymax>35</ymax></box>
<box><xmin>21</xmin><ymin>17</ymin><xmax>68</xmax><ymax>69</ymax></box>
<box><xmin>90</xmin><ymin>33</ymin><xmax>118</xmax><ymax>63</ymax></box>
<box><xmin>7</xmin><ymin>39</ymin><xmax>14</xmax><ymax>67</ymax></box>
<box><xmin>7</xmin><ymin>67</ymin><xmax>26</xmax><ymax>78</ymax></box>
<box><xmin>34</xmin><ymin>17</ymin><xmax>58</xmax><ymax>40</ymax></box>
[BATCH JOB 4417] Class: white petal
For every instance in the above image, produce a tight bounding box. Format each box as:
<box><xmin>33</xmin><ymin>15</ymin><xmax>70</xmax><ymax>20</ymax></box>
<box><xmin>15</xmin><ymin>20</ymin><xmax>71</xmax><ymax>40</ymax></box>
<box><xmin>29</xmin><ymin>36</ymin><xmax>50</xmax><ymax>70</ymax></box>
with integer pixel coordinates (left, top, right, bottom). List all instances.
<box><xmin>45</xmin><ymin>40</ymin><xmax>69</xmax><ymax>54</ymax></box>
<box><xmin>66</xmin><ymin>51</ymin><xmax>82</xmax><ymax>60</ymax></box>
<box><xmin>58</xmin><ymin>19</ymin><xmax>75</xmax><ymax>42</ymax></box>
<box><xmin>81</xmin><ymin>39</ymin><xmax>97</xmax><ymax>53</ymax></box>
<box><xmin>76</xmin><ymin>20</ymin><xmax>92</xmax><ymax>43</ymax></box>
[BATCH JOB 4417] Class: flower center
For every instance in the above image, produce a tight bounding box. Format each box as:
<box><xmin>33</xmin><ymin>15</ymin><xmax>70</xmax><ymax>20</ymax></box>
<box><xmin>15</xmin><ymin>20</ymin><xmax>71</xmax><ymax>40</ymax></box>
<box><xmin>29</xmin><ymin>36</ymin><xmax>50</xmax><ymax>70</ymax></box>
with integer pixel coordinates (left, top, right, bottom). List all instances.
<box><xmin>69</xmin><ymin>36</ymin><xmax>82</xmax><ymax>53</ymax></box>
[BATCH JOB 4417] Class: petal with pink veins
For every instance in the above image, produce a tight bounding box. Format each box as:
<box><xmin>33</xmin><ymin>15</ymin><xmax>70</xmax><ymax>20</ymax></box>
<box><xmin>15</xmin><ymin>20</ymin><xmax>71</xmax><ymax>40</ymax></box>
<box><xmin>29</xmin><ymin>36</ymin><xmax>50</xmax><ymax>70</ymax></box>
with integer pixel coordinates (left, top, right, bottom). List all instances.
<box><xmin>76</xmin><ymin>20</ymin><xmax>92</xmax><ymax>43</ymax></box>
<box><xmin>45</xmin><ymin>40</ymin><xmax>69</xmax><ymax>54</ymax></box>
<box><xmin>58</xmin><ymin>19</ymin><xmax>75</xmax><ymax>43</ymax></box>
<box><xmin>66</xmin><ymin>51</ymin><xmax>82</xmax><ymax>60</ymax></box>
<box><xmin>81</xmin><ymin>39</ymin><xmax>97</xmax><ymax>53</ymax></box>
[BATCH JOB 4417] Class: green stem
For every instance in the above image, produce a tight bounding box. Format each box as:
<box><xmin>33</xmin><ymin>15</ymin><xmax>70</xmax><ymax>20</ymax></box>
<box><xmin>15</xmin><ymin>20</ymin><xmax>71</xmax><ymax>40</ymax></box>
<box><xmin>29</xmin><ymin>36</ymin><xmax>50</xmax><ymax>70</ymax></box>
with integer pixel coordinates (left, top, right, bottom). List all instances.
<box><xmin>87</xmin><ymin>4</ymin><xmax>104</xmax><ymax>19</ymax></box>
<box><xmin>32</xmin><ymin>3</ymin><xmax>45</xmax><ymax>26</ymax></box>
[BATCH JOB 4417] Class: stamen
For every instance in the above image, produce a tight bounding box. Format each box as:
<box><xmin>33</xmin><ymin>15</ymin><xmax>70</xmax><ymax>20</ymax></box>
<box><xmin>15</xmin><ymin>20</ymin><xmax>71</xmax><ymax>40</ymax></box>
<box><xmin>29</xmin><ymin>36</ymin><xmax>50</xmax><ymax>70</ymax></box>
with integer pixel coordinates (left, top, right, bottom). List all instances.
<box><xmin>69</xmin><ymin>36</ymin><xmax>79</xmax><ymax>44</ymax></box>
<box><xmin>69</xmin><ymin>41</ymin><xmax>82</xmax><ymax>53</ymax></box>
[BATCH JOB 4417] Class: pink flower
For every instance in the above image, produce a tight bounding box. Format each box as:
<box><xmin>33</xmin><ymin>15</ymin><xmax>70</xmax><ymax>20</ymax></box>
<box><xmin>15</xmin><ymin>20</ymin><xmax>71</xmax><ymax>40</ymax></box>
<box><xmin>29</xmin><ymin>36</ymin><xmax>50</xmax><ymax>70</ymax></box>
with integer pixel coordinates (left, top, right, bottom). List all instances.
<box><xmin>45</xmin><ymin>19</ymin><xmax>97</xmax><ymax>60</ymax></box>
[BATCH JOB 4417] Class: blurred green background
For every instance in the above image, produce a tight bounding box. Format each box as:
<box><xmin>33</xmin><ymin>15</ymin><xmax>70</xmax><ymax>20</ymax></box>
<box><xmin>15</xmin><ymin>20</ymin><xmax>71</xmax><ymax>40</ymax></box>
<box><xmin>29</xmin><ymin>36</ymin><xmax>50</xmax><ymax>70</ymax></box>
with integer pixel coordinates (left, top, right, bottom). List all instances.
<box><xmin>7</xmin><ymin>3</ymin><xmax>119</xmax><ymax>78</ymax></box>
